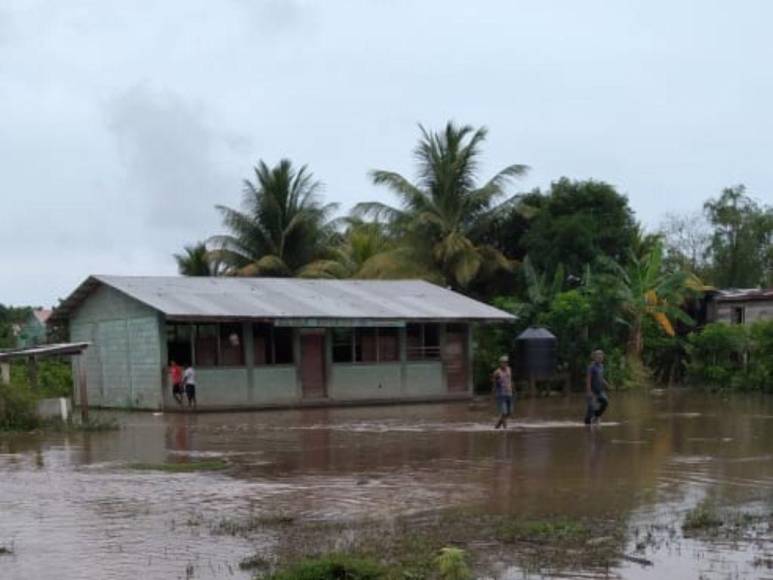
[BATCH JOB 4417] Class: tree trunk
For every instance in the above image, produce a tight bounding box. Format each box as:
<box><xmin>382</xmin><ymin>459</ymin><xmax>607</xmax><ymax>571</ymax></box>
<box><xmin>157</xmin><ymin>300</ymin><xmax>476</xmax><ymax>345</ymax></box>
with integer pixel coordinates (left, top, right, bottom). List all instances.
<box><xmin>627</xmin><ymin>319</ymin><xmax>643</xmax><ymax>360</ymax></box>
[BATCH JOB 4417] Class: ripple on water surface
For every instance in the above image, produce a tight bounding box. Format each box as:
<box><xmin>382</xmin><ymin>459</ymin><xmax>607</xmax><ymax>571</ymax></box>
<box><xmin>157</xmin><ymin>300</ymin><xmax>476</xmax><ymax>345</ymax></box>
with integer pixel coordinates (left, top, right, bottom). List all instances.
<box><xmin>1</xmin><ymin>393</ymin><xmax>773</xmax><ymax>580</ymax></box>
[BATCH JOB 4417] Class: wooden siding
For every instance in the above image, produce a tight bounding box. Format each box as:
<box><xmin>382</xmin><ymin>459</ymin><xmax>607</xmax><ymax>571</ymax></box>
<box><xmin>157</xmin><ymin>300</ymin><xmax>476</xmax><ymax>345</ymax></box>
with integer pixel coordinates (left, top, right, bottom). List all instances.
<box><xmin>716</xmin><ymin>301</ymin><xmax>773</xmax><ymax>325</ymax></box>
<box><xmin>69</xmin><ymin>285</ymin><xmax>162</xmax><ymax>409</ymax></box>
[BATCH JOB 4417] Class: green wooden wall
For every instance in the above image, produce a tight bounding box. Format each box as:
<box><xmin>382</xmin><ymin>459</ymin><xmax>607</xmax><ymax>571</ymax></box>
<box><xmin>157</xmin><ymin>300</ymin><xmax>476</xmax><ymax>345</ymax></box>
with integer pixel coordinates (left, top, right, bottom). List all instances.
<box><xmin>70</xmin><ymin>285</ymin><xmax>163</xmax><ymax>409</ymax></box>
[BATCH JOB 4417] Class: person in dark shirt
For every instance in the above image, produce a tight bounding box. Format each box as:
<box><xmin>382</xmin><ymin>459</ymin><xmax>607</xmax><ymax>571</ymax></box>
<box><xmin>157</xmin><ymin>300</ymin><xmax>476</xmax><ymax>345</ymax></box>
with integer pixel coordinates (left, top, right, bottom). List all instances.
<box><xmin>492</xmin><ymin>355</ymin><xmax>513</xmax><ymax>429</ymax></box>
<box><xmin>584</xmin><ymin>350</ymin><xmax>610</xmax><ymax>425</ymax></box>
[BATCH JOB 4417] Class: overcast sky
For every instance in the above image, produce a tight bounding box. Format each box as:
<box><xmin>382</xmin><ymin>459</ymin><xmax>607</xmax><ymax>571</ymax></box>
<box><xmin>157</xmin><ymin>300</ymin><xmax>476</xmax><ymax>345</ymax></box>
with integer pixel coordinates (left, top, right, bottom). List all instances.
<box><xmin>2</xmin><ymin>0</ymin><xmax>772</xmax><ymax>307</ymax></box>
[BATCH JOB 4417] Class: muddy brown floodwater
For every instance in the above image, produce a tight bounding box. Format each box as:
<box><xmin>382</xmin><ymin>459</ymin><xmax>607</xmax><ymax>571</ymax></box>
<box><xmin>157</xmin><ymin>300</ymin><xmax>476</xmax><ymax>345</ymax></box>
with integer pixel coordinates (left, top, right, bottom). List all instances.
<box><xmin>1</xmin><ymin>391</ymin><xmax>772</xmax><ymax>579</ymax></box>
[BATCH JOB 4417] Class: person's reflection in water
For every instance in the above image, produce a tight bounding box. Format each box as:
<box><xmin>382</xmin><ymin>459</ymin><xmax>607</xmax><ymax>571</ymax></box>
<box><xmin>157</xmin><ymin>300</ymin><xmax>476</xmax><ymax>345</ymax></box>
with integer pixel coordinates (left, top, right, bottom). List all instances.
<box><xmin>492</xmin><ymin>431</ymin><xmax>516</xmax><ymax>511</ymax></box>
<box><xmin>586</xmin><ymin>427</ymin><xmax>607</xmax><ymax>484</ymax></box>
<box><xmin>166</xmin><ymin>413</ymin><xmax>192</xmax><ymax>457</ymax></box>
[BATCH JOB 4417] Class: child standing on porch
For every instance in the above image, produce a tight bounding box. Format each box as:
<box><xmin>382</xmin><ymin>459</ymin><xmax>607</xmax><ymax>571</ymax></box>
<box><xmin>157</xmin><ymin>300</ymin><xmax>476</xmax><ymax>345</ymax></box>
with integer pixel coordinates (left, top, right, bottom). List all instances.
<box><xmin>169</xmin><ymin>360</ymin><xmax>183</xmax><ymax>406</ymax></box>
<box><xmin>183</xmin><ymin>364</ymin><xmax>197</xmax><ymax>409</ymax></box>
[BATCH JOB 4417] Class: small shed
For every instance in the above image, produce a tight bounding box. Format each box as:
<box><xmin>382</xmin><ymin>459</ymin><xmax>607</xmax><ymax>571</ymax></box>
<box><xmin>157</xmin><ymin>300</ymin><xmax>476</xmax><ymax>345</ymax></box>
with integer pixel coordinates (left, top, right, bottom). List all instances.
<box><xmin>49</xmin><ymin>276</ymin><xmax>516</xmax><ymax>410</ymax></box>
<box><xmin>708</xmin><ymin>289</ymin><xmax>773</xmax><ymax>325</ymax></box>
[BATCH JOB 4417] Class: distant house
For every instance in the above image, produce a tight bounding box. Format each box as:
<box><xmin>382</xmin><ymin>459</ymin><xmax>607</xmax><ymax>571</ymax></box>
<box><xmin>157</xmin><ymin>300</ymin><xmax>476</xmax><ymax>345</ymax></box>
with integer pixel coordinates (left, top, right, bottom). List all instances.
<box><xmin>17</xmin><ymin>309</ymin><xmax>52</xmax><ymax>347</ymax></box>
<box><xmin>707</xmin><ymin>289</ymin><xmax>773</xmax><ymax>325</ymax></box>
<box><xmin>49</xmin><ymin>276</ymin><xmax>515</xmax><ymax>410</ymax></box>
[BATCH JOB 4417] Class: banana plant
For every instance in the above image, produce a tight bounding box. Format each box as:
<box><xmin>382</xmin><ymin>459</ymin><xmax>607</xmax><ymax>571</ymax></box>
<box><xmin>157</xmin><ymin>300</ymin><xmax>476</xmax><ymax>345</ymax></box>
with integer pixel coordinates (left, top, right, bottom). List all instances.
<box><xmin>610</xmin><ymin>242</ymin><xmax>694</xmax><ymax>359</ymax></box>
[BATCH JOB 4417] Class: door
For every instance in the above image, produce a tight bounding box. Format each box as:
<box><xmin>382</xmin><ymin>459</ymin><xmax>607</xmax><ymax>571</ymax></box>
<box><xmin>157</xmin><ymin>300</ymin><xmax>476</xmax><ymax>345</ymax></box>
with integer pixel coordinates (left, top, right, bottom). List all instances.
<box><xmin>443</xmin><ymin>328</ymin><xmax>469</xmax><ymax>393</ymax></box>
<box><xmin>300</xmin><ymin>331</ymin><xmax>327</xmax><ymax>399</ymax></box>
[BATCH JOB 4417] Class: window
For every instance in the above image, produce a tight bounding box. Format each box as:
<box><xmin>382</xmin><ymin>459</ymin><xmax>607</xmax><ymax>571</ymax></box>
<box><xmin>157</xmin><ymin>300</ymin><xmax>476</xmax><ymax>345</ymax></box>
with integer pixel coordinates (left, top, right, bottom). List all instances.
<box><xmin>356</xmin><ymin>328</ymin><xmax>377</xmax><ymax>362</ymax></box>
<box><xmin>274</xmin><ymin>328</ymin><xmax>294</xmax><ymax>364</ymax></box>
<box><xmin>333</xmin><ymin>327</ymin><xmax>401</xmax><ymax>364</ymax></box>
<box><xmin>167</xmin><ymin>324</ymin><xmax>193</xmax><ymax>366</ymax></box>
<box><xmin>195</xmin><ymin>324</ymin><xmax>219</xmax><ymax>366</ymax></box>
<box><xmin>407</xmin><ymin>323</ymin><xmax>440</xmax><ymax>361</ymax></box>
<box><xmin>254</xmin><ymin>323</ymin><xmax>272</xmax><ymax>365</ymax></box>
<box><xmin>733</xmin><ymin>307</ymin><xmax>745</xmax><ymax>325</ymax></box>
<box><xmin>253</xmin><ymin>324</ymin><xmax>295</xmax><ymax>365</ymax></box>
<box><xmin>378</xmin><ymin>327</ymin><xmax>400</xmax><ymax>362</ymax></box>
<box><xmin>332</xmin><ymin>328</ymin><xmax>354</xmax><ymax>363</ymax></box>
<box><xmin>220</xmin><ymin>323</ymin><xmax>244</xmax><ymax>366</ymax></box>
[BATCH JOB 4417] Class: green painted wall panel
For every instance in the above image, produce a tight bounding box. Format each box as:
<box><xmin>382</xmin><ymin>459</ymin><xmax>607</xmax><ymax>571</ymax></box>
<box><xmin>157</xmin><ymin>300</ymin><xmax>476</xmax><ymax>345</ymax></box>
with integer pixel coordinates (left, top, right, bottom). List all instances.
<box><xmin>69</xmin><ymin>285</ymin><xmax>162</xmax><ymax>409</ymax></box>
<box><xmin>195</xmin><ymin>368</ymin><xmax>250</xmax><ymax>406</ymax></box>
<box><xmin>251</xmin><ymin>366</ymin><xmax>299</xmax><ymax>403</ymax></box>
<box><xmin>405</xmin><ymin>362</ymin><xmax>445</xmax><ymax>396</ymax></box>
<box><xmin>329</xmin><ymin>364</ymin><xmax>403</xmax><ymax>400</ymax></box>
<box><xmin>128</xmin><ymin>318</ymin><xmax>163</xmax><ymax>408</ymax></box>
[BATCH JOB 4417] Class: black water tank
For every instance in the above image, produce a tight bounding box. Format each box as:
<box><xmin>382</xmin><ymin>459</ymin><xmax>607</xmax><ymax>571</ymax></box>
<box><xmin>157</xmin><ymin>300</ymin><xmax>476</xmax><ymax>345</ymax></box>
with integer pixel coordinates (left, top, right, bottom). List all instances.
<box><xmin>515</xmin><ymin>326</ymin><xmax>557</xmax><ymax>379</ymax></box>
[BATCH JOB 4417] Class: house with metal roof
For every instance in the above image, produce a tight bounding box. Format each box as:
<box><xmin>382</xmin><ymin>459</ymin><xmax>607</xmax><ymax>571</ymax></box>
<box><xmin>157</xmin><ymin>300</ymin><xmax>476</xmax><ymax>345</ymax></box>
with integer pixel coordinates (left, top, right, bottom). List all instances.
<box><xmin>16</xmin><ymin>308</ymin><xmax>52</xmax><ymax>347</ymax></box>
<box><xmin>706</xmin><ymin>288</ymin><xmax>773</xmax><ymax>325</ymax></box>
<box><xmin>50</xmin><ymin>276</ymin><xmax>515</xmax><ymax>410</ymax></box>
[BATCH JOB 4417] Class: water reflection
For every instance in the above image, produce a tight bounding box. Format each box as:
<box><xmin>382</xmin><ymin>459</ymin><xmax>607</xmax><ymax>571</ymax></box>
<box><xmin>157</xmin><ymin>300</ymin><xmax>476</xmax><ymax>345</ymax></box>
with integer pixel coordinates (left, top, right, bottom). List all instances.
<box><xmin>0</xmin><ymin>391</ymin><xmax>772</xmax><ymax>579</ymax></box>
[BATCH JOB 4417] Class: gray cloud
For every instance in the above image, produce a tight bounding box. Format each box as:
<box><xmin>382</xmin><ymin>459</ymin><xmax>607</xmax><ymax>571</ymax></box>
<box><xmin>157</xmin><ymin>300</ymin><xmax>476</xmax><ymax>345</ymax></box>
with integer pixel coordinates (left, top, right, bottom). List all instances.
<box><xmin>2</xmin><ymin>0</ymin><xmax>773</xmax><ymax>306</ymax></box>
<box><xmin>106</xmin><ymin>85</ymin><xmax>235</xmax><ymax>229</ymax></box>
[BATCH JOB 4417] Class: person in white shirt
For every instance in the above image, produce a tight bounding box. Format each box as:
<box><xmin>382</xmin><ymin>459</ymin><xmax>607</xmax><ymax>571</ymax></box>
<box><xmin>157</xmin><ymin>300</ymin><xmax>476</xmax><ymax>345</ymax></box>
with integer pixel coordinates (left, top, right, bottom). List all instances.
<box><xmin>182</xmin><ymin>365</ymin><xmax>196</xmax><ymax>408</ymax></box>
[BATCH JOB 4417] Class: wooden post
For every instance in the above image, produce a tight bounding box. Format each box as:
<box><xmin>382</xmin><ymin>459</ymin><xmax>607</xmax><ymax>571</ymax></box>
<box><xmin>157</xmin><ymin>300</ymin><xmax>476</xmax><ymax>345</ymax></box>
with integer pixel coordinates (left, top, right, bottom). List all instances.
<box><xmin>28</xmin><ymin>356</ymin><xmax>38</xmax><ymax>388</ymax></box>
<box><xmin>75</xmin><ymin>354</ymin><xmax>89</xmax><ymax>422</ymax></box>
<box><xmin>0</xmin><ymin>363</ymin><xmax>9</xmax><ymax>385</ymax></box>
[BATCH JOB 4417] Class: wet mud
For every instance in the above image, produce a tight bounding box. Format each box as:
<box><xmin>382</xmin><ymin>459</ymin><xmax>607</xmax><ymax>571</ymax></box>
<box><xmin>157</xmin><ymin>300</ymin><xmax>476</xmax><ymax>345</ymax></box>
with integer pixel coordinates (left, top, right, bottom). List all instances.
<box><xmin>1</xmin><ymin>390</ymin><xmax>772</xmax><ymax>579</ymax></box>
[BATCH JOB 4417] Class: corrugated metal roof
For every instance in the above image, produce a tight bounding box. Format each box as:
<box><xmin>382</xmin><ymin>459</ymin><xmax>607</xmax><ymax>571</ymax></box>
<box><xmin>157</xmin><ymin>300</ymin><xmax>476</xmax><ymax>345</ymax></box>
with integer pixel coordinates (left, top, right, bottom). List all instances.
<box><xmin>51</xmin><ymin>276</ymin><xmax>517</xmax><ymax>323</ymax></box>
<box><xmin>0</xmin><ymin>342</ymin><xmax>90</xmax><ymax>361</ymax></box>
<box><xmin>33</xmin><ymin>309</ymin><xmax>52</xmax><ymax>324</ymax></box>
<box><xmin>714</xmin><ymin>288</ymin><xmax>773</xmax><ymax>303</ymax></box>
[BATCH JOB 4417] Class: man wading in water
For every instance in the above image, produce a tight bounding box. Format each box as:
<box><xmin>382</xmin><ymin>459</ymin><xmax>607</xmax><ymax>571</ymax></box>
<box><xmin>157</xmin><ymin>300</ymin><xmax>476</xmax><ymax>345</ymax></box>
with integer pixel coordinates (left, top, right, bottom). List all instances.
<box><xmin>585</xmin><ymin>350</ymin><xmax>610</xmax><ymax>425</ymax></box>
<box><xmin>493</xmin><ymin>355</ymin><xmax>513</xmax><ymax>429</ymax></box>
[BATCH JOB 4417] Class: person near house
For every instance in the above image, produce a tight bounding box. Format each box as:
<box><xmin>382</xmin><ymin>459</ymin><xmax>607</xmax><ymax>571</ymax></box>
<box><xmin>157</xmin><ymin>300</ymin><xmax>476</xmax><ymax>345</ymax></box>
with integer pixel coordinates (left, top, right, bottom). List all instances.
<box><xmin>493</xmin><ymin>355</ymin><xmax>513</xmax><ymax>429</ymax></box>
<box><xmin>169</xmin><ymin>360</ymin><xmax>184</xmax><ymax>406</ymax></box>
<box><xmin>183</xmin><ymin>364</ymin><xmax>197</xmax><ymax>409</ymax></box>
<box><xmin>584</xmin><ymin>350</ymin><xmax>610</xmax><ymax>425</ymax></box>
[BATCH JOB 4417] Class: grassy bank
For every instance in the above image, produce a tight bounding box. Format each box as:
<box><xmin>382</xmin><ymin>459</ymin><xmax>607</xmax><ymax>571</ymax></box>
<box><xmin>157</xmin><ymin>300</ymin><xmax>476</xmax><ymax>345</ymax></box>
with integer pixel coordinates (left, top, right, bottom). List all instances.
<box><xmin>213</xmin><ymin>509</ymin><xmax>628</xmax><ymax>579</ymax></box>
<box><xmin>129</xmin><ymin>459</ymin><xmax>229</xmax><ymax>473</ymax></box>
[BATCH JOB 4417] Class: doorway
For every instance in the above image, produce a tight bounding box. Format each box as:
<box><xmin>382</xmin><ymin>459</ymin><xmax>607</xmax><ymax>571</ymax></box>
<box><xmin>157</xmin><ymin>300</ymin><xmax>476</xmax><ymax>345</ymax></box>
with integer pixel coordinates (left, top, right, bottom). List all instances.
<box><xmin>300</xmin><ymin>331</ymin><xmax>327</xmax><ymax>399</ymax></box>
<box><xmin>443</xmin><ymin>326</ymin><xmax>469</xmax><ymax>393</ymax></box>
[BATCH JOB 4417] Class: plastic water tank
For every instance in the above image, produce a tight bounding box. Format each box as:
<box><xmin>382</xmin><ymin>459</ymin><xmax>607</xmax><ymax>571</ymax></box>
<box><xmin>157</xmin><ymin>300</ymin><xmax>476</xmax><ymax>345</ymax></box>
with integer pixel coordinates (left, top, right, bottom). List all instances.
<box><xmin>515</xmin><ymin>326</ymin><xmax>557</xmax><ymax>379</ymax></box>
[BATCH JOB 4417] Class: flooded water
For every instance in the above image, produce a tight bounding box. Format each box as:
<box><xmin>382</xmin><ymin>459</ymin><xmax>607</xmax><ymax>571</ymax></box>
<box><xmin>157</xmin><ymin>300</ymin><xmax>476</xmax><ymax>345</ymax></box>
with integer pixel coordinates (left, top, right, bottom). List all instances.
<box><xmin>1</xmin><ymin>391</ymin><xmax>772</xmax><ymax>579</ymax></box>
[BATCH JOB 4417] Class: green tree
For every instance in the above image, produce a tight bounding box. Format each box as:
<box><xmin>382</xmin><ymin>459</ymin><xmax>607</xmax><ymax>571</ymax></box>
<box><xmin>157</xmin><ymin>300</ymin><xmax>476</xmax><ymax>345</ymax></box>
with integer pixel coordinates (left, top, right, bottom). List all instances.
<box><xmin>704</xmin><ymin>185</ymin><xmax>773</xmax><ymax>287</ymax></box>
<box><xmin>606</xmin><ymin>242</ymin><xmax>693</xmax><ymax>362</ymax></box>
<box><xmin>355</xmin><ymin>121</ymin><xmax>528</xmax><ymax>291</ymax></box>
<box><xmin>658</xmin><ymin>211</ymin><xmax>712</xmax><ymax>276</ymax></box>
<box><xmin>173</xmin><ymin>242</ymin><xmax>221</xmax><ymax>276</ymax></box>
<box><xmin>211</xmin><ymin>160</ymin><xmax>341</xmax><ymax>278</ymax></box>
<box><xmin>522</xmin><ymin>178</ymin><xmax>638</xmax><ymax>277</ymax></box>
<box><xmin>332</xmin><ymin>218</ymin><xmax>430</xmax><ymax>280</ymax></box>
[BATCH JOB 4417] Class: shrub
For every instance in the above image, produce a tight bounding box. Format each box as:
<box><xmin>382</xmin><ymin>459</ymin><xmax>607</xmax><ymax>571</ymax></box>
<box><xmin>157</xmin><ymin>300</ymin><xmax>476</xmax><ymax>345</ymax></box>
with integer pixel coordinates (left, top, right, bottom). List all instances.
<box><xmin>9</xmin><ymin>359</ymin><xmax>72</xmax><ymax>397</ymax></box>
<box><xmin>683</xmin><ymin>502</ymin><xmax>723</xmax><ymax>533</ymax></box>
<box><xmin>686</xmin><ymin>323</ymin><xmax>748</xmax><ymax>389</ymax></box>
<box><xmin>268</xmin><ymin>554</ymin><xmax>385</xmax><ymax>580</ymax></box>
<box><xmin>0</xmin><ymin>381</ymin><xmax>41</xmax><ymax>431</ymax></box>
<box><xmin>686</xmin><ymin>321</ymin><xmax>773</xmax><ymax>391</ymax></box>
<box><xmin>747</xmin><ymin>320</ymin><xmax>773</xmax><ymax>391</ymax></box>
<box><xmin>435</xmin><ymin>547</ymin><xmax>472</xmax><ymax>580</ymax></box>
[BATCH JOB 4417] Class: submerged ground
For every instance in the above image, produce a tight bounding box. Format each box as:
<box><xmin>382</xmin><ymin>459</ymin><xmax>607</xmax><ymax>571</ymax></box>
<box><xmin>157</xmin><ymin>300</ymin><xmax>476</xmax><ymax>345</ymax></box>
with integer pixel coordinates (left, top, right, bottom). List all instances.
<box><xmin>0</xmin><ymin>391</ymin><xmax>772</xmax><ymax>579</ymax></box>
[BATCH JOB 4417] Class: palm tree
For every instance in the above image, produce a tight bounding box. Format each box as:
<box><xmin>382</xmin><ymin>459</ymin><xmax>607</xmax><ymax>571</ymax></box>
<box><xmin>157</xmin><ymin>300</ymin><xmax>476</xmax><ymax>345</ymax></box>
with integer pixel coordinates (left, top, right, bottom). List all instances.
<box><xmin>174</xmin><ymin>242</ymin><xmax>220</xmax><ymax>276</ymax></box>
<box><xmin>327</xmin><ymin>218</ymin><xmax>432</xmax><ymax>280</ymax></box>
<box><xmin>354</xmin><ymin>122</ymin><xmax>528</xmax><ymax>290</ymax></box>
<box><xmin>211</xmin><ymin>160</ymin><xmax>341</xmax><ymax>277</ymax></box>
